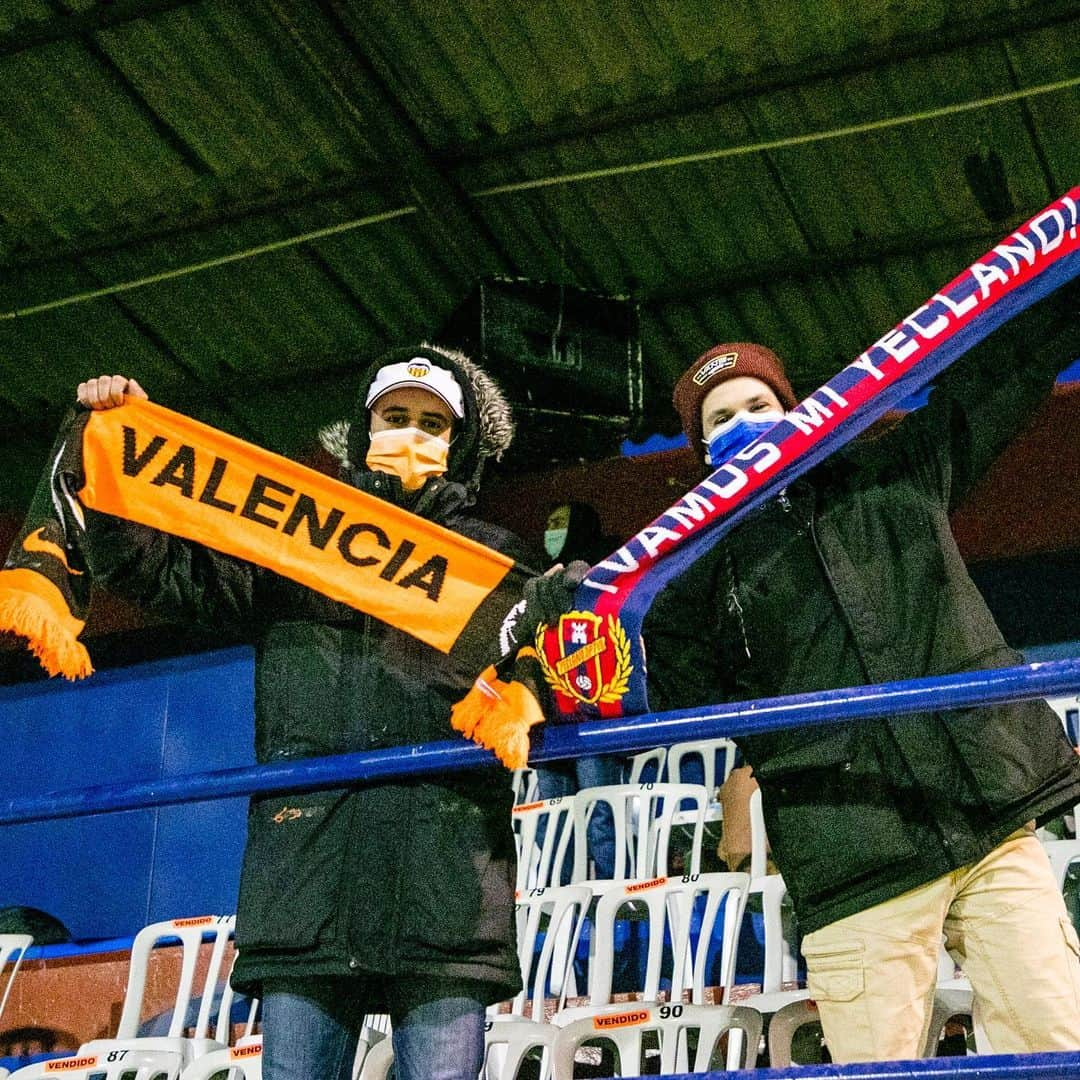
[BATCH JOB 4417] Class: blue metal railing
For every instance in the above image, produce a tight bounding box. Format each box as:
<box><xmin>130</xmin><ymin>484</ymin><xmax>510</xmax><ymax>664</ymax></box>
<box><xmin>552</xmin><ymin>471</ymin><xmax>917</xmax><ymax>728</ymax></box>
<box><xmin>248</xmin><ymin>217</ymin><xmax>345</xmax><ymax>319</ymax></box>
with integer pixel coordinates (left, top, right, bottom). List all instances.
<box><xmin>687</xmin><ymin>1051</ymin><xmax>1080</xmax><ymax>1078</ymax></box>
<box><xmin>0</xmin><ymin>657</ymin><xmax>1077</xmax><ymax>827</ymax></box>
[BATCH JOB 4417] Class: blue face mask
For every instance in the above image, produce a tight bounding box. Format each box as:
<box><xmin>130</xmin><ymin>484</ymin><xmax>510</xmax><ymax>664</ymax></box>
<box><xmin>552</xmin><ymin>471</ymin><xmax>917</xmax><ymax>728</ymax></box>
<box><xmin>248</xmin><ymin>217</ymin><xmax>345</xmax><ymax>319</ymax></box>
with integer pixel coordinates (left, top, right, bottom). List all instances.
<box><xmin>705</xmin><ymin>410</ymin><xmax>784</xmax><ymax>466</ymax></box>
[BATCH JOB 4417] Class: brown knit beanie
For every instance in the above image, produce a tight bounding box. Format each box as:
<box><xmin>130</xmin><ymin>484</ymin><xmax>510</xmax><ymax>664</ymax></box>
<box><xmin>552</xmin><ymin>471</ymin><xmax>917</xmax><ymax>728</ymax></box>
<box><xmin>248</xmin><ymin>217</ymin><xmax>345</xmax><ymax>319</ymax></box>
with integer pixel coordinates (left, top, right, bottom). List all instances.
<box><xmin>673</xmin><ymin>342</ymin><xmax>799</xmax><ymax>448</ymax></box>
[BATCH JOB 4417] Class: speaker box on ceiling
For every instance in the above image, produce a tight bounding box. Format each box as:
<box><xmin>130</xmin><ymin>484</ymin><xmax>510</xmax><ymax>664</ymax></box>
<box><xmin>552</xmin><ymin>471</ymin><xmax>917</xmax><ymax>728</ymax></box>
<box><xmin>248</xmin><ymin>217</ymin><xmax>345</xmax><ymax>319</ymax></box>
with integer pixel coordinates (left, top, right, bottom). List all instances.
<box><xmin>440</xmin><ymin>278</ymin><xmax>643</xmax><ymax>466</ymax></box>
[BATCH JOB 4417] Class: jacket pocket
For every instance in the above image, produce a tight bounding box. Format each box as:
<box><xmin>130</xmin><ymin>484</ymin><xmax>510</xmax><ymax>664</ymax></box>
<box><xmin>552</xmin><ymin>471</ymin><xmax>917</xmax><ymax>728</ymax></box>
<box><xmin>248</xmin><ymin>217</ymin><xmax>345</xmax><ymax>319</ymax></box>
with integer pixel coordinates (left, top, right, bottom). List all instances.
<box><xmin>403</xmin><ymin>792</ymin><xmax>515</xmax><ymax>957</ymax></box>
<box><xmin>235</xmin><ymin>788</ymin><xmax>352</xmax><ymax>952</ymax></box>
<box><xmin>755</xmin><ymin>732</ymin><xmax>919</xmax><ymax>908</ymax></box>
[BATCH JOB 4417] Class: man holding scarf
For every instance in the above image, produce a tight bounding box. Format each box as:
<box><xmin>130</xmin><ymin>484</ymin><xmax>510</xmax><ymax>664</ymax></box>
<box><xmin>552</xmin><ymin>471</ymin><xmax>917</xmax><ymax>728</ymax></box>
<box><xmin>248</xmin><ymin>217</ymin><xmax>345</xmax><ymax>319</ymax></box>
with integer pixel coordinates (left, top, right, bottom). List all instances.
<box><xmin>642</xmin><ymin>296</ymin><xmax>1080</xmax><ymax>1062</ymax></box>
<box><xmin>72</xmin><ymin>346</ymin><xmax>561</xmax><ymax>1080</ymax></box>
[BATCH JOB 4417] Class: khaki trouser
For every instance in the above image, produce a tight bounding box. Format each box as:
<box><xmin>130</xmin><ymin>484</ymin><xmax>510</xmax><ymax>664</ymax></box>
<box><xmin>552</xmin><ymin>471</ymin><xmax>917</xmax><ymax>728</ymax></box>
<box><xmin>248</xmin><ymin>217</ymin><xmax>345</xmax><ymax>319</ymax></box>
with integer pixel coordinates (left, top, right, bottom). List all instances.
<box><xmin>801</xmin><ymin>824</ymin><xmax>1080</xmax><ymax>1063</ymax></box>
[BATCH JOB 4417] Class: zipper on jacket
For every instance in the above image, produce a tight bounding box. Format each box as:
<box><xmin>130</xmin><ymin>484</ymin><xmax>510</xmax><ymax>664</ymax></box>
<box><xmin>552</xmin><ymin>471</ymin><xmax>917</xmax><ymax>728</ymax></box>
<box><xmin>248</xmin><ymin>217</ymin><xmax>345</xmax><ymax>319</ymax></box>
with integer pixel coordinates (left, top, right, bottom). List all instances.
<box><xmin>808</xmin><ymin>512</ymin><xmax>873</xmax><ymax>685</ymax></box>
<box><xmin>723</xmin><ymin>551</ymin><xmax>751</xmax><ymax>661</ymax></box>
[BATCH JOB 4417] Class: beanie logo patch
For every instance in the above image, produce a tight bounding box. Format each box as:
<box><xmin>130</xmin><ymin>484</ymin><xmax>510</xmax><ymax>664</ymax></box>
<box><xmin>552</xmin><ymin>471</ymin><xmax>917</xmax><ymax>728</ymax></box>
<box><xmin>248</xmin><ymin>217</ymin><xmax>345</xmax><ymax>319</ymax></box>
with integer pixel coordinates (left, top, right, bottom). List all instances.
<box><xmin>407</xmin><ymin>358</ymin><xmax>432</xmax><ymax>379</ymax></box>
<box><xmin>693</xmin><ymin>352</ymin><xmax>737</xmax><ymax>385</ymax></box>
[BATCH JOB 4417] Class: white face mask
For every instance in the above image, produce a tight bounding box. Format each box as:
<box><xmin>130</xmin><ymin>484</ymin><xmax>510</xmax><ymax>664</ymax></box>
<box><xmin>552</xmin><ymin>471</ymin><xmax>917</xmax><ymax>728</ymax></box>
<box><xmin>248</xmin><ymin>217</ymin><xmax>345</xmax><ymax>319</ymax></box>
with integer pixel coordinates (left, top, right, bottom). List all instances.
<box><xmin>365</xmin><ymin>427</ymin><xmax>450</xmax><ymax>491</ymax></box>
<box><xmin>544</xmin><ymin>528</ymin><xmax>568</xmax><ymax>559</ymax></box>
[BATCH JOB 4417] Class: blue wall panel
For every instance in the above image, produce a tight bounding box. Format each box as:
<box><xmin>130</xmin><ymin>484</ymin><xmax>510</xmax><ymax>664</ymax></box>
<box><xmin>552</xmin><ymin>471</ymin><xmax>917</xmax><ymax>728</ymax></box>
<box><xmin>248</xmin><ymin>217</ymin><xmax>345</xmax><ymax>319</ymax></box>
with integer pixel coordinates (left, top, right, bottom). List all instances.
<box><xmin>0</xmin><ymin>647</ymin><xmax>255</xmax><ymax>940</ymax></box>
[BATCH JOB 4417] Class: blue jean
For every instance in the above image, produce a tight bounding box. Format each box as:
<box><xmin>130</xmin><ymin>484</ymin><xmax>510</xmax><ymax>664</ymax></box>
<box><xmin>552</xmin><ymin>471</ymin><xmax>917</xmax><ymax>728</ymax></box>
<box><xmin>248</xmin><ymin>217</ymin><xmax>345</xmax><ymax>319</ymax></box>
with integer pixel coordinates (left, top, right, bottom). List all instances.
<box><xmin>534</xmin><ymin>755</ymin><xmax>625</xmax><ymax>881</ymax></box>
<box><xmin>261</xmin><ymin>975</ymin><xmax>486</xmax><ymax>1080</ymax></box>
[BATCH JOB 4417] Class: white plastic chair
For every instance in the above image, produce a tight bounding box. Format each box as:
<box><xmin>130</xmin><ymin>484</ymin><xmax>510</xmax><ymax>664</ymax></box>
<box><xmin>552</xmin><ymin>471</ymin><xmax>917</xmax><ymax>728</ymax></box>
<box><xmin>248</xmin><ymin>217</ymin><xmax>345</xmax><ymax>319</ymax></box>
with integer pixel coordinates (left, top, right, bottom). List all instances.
<box><xmin>666</xmin><ymin>738</ymin><xmax>738</xmax><ymax>794</ymax></box>
<box><xmin>767</xmin><ymin>997</ymin><xmax>826</xmax><ymax>1067</ymax></box>
<box><xmin>626</xmin><ymin>747</ymin><xmax>666</xmax><ymax>786</ymax></box>
<box><xmin>551</xmin><ymin>1002</ymin><xmax>762</xmax><ymax>1076</ymax></box>
<box><xmin>511</xmin><ymin>768</ymin><xmax>539</xmax><ymax>806</ymax></box>
<box><xmin>584</xmin><ymin>873</ymin><xmax>749</xmax><ymax>1008</ymax></box>
<box><xmin>512</xmin><ymin>885</ymin><xmax>592</xmax><ymax>1020</ymax></box>
<box><xmin>357</xmin><ymin>1018</ymin><xmax>558</xmax><ymax>1080</ymax></box>
<box><xmin>0</xmin><ymin>934</ymin><xmax>33</xmax><ymax>1026</ymax></box>
<box><xmin>748</xmin><ymin>787</ymin><xmax>799</xmax><ymax>993</ymax></box>
<box><xmin>356</xmin><ymin>1038</ymin><xmax>392</xmax><ymax>1080</ymax></box>
<box><xmin>353</xmin><ymin>1014</ymin><xmax>391</xmax><ymax>1077</ymax></box>
<box><xmin>483</xmin><ymin>1016</ymin><xmax>559</xmax><ymax>1080</ymax></box>
<box><xmin>178</xmin><ymin>1039</ymin><xmax>262</xmax><ymax>1079</ymax></box>
<box><xmin>1041</xmin><ymin>838</ymin><xmax>1080</xmax><ymax>891</ymax></box>
<box><xmin>921</xmin><ymin>984</ymin><xmax>983</xmax><ymax>1058</ymax></box>
<box><xmin>79</xmin><ymin>915</ymin><xmax>237</xmax><ymax>1067</ymax></box>
<box><xmin>8</xmin><ymin>1048</ymin><xmax>183</xmax><ymax>1079</ymax></box>
<box><xmin>512</xmin><ymin>798</ymin><xmax>575</xmax><ymax>892</ymax></box>
<box><xmin>734</xmin><ymin>789</ymin><xmax>808</xmax><ymax>1021</ymax></box>
<box><xmin>570</xmin><ymin>783</ymin><xmax>707</xmax><ymax>883</ymax></box>
<box><xmin>664</xmin><ymin>738</ymin><xmax>737</xmax><ymax>827</ymax></box>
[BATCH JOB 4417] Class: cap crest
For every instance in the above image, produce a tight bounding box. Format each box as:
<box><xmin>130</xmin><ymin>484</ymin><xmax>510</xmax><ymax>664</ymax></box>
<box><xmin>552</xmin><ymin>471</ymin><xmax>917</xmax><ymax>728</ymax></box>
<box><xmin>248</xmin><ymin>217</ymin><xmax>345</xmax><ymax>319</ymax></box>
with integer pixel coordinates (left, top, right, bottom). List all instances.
<box><xmin>365</xmin><ymin>357</ymin><xmax>465</xmax><ymax>418</ymax></box>
<box><xmin>692</xmin><ymin>351</ymin><xmax>737</xmax><ymax>385</ymax></box>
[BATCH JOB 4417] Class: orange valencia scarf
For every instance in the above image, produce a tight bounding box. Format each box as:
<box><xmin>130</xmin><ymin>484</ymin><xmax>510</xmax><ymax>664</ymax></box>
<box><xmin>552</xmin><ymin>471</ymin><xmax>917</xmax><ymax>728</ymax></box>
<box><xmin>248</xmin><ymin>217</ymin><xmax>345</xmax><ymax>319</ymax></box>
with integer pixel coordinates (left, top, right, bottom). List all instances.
<box><xmin>0</xmin><ymin>398</ymin><xmax>544</xmax><ymax>765</ymax></box>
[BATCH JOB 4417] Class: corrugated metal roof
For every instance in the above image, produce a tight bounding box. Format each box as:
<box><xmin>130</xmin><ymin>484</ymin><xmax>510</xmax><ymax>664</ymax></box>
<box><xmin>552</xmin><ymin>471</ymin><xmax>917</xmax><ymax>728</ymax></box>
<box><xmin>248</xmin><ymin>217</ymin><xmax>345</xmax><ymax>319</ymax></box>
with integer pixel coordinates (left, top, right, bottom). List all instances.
<box><xmin>0</xmin><ymin>0</ymin><xmax>1078</xmax><ymax>512</ymax></box>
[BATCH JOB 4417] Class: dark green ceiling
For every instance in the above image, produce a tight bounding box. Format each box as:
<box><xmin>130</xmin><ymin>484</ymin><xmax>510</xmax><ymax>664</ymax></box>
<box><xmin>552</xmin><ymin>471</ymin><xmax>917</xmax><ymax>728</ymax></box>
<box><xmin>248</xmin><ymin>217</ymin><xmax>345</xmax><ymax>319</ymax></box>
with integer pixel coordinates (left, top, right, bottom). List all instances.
<box><xmin>1</xmin><ymin>0</ymin><xmax>1078</xmax><ymax>511</ymax></box>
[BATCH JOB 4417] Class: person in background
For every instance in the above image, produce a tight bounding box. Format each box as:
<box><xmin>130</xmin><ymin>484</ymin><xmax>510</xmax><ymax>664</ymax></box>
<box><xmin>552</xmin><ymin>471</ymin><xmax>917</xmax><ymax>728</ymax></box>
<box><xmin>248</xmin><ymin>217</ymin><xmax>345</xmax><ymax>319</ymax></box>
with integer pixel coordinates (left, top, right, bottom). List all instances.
<box><xmin>533</xmin><ymin>500</ymin><xmax>628</xmax><ymax>881</ymax></box>
<box><xmin>643</xmin><ymin>297</ymin><xmax>1080</xmax><ymax>1063</ymax></box>
<box><xmin>72</xmin><ymin>346</ymin><xmax>574</xmax><ymax>1080</ymax></box>
<box><xmin>542</xmin><ymin>501</ymin><xmax>611</xmax><ymax>569</ymax></box>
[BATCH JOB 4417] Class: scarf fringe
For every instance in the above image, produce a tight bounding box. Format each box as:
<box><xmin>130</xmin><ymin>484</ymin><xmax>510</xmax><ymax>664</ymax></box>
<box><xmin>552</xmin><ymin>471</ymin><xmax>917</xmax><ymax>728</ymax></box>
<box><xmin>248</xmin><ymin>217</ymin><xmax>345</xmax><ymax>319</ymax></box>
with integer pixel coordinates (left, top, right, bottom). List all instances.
<box><xmin>450</xmin><ymin>665</ymin><xmax>544</xmax><ymax>770</ymax></box>
<box><xmin>0</xmin><ymin>585</ymin><xmax>93</xmax><ymax>681</ymax></box>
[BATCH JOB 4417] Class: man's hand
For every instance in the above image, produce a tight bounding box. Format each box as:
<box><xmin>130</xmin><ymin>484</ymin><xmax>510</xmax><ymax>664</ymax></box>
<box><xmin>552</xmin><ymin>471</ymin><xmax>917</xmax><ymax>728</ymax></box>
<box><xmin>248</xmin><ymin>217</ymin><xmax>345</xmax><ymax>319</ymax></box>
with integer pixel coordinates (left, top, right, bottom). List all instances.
<box><xmin>498</xmin><ymin>560</ymin><xmax>591</xmax><ymax>658</ymax></box>
<box><xmin>76</xmin><ymin>375</ymin><xmax>149</xmax><ymax>410</ymax></box>
<box><xmin>523</xmin><ymin>560</ymin><xmax>591</xmax><ymax>626</ymax></box>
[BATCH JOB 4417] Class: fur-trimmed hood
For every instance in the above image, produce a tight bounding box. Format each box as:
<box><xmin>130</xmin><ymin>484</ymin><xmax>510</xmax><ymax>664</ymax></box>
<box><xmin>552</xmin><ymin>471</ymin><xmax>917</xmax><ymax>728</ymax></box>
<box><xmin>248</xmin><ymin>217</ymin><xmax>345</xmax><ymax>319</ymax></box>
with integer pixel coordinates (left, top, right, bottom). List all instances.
<box><xmin>319</xmin><ymin>343</ymin><xmax>514</xmax><ymax>495</ymax></box>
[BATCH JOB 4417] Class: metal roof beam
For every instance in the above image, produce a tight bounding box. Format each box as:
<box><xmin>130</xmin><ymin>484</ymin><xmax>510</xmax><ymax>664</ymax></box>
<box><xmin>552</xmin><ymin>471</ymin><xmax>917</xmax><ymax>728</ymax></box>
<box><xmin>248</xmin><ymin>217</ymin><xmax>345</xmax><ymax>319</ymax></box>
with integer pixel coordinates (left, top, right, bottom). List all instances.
<box><xmin>0</xmin><ymin>0</ymin><xmax>198</xmax><ymax>59</ymax></box>
<box><xmin>261</xmin><ymin>0</ymin><xmax>514</xmax><ymax>280</ymax></box>
<box><xmin>641</xmin><ymin>220</ymin><xmax>1014</xmax><ymax>308</ymax></box>
<box><xmin>446</xmin><ymin>2</ymin><xmax>1080</xmax><ymax>165</ymax></box>
<box><xmin>0</xmin><ymin>170</ymin><xmax>401</xmax><ymax>271</ymax></box>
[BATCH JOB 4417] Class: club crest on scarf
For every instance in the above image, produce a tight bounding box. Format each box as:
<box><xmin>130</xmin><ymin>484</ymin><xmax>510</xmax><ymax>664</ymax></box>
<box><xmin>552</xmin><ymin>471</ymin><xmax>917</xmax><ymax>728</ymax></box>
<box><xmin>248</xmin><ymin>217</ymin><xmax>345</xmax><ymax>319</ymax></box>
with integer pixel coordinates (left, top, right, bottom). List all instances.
<box><xmin>535</xmin><ymin>611</ymin><xmax>632</xmax><ymax>708</ymax></box>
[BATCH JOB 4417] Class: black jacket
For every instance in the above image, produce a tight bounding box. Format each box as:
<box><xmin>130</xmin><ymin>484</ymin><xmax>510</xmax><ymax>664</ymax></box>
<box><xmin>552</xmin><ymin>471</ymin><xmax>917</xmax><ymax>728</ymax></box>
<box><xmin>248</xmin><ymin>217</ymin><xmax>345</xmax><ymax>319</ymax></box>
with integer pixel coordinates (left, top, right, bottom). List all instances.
<box><xmin>644</xmin><ymin>303</ymin><xmax>1080</xmax><ymax>935</ymax></box>
<box><xmin>81</xmin><ymin>345</ymin><xmax>529</xmax><ymax>1004</ymax></box>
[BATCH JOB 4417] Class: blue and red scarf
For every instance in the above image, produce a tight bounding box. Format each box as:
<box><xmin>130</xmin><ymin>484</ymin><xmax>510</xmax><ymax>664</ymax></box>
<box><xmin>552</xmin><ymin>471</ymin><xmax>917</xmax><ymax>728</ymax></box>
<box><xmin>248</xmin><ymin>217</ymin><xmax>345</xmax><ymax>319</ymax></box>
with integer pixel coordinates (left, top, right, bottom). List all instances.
<box><xmin>525</xmin><ymin>188</ymin><xmax>1080</xmax><ymax>726</ymax></box>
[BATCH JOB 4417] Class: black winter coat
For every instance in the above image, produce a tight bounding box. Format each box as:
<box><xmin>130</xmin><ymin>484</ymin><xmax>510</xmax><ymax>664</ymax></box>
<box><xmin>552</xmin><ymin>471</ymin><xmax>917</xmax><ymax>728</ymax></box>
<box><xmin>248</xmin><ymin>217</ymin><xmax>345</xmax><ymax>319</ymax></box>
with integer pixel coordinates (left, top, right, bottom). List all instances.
<box><xmin>82</xmin><ymin>475</ymin><xmax>527</xmax><ymax>1002</ymax></box>
<box><xmin>79</xmin><ymin>338</ymin><xmax>535</xmax><ymax>1003</ymax></box>
<box><xmin>644</xmin><ymin>306</ymin><xmax>1080</xmax><ymax>935</ymax></box>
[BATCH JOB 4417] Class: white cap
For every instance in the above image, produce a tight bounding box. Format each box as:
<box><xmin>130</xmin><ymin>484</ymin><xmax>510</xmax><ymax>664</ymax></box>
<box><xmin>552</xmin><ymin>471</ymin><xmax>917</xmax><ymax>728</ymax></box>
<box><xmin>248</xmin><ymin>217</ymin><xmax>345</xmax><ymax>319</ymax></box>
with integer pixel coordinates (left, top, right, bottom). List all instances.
<box><xmin>364</xmin><ymin>357</ymin><xmax>465</xmax><ymax>419</ymax></box>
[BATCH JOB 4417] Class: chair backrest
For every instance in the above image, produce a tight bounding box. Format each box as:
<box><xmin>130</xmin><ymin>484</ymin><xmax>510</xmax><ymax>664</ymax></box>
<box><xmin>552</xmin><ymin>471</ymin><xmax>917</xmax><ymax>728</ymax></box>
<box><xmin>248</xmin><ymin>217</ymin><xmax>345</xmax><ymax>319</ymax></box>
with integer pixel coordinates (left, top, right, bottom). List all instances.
<box><xmin>586</xmin><ymin>873</ymin><xmax>749</xmax><ymax>1006</ymax></box>
<box><xmin>116</xmin><ymin>916</ymin><xmax>237</xmax><ymax>1041</ymax></box>
<box><xmin>571</xmin><ymin>784</ymin><xmax>707</xmax><ymax>882</ymax></box>
<box><xmin>551</xmin><ymin>1003</ymin><xmax>762</xmax><ymax>1076</ymax></box>
<box><xmin>484</xmin><ymin>1017</ymin><xmax>558</xmax><ymax>1080</ymax></box>
<box><xmin>8</xmin><ymin>1049</ymin><xmax>184</xmax><ymax>1080</ymax></box>
<box><xmin>664</xmin><ymin>739</ymin><xmax>738</xmax><ymax>798</ymax></box>
<box><xmin>0</xmin><ymin>934</ymin><xmax>33</xmax><ymax>1025</ymax></box>
<box><xmin>511</xmin><ymin>768</ymin><xmax>539</xmax><ymax>806</ymax></box>
<box><xmin>766</xmin><ymin>997</ymin><xmax>825</xmax><ymax>1067</ymax></box>
<box><xmin>177</xmin><ymin>1041</ymin><xmax>262</xmax><ymax>1079</ymax></box>
<box><xmin>217</xmin><ymin>954</ymin><xmax>260</xmax><ymax>1047</ymax></box>
<box><xmin>513</xmin><ymin>886</ymin><xmax>592</xmax><ymax>1021</ymax></box>
<box><xmin>1041</xmin><ymin>838</ymin><xmax>1080</xmax><ymax>892</ymax></box>
<box><xmin>512</xmin><ymin>798</ymin><xmax>575</xmax><ymax>892</ymax></box>
<box><xmin>748</xmin><ymin>786</ymin><xmax>768</xmax><ymax>879</ymax></box>
<box><xmin>920</xmin><ymin>986</ymin><xmax>977</xmax><ymax>1060</ymax></box>
<box><xmin>355</xmin><ymin>1036</ymin><xmax>392</xmax><ymax>1080</ymax></box>
<box><xmin>353</xmin><ymin>1015</ymin><xmax>391</xmax><ymax>1078</ymax></box>
<box><xmin>358</xmin><ymin>1018</ymin><xmax>559</xmax><ymax>1080</ymax></box>
<box><xmin>745</xmin><ymin>786</ymin><xmax>798</xmax><ymax>994</ymax></box>
<box><xmin>626</xmin><ymin>748</ymin><xmax>666</xmax><ymax>786</ymax></box>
